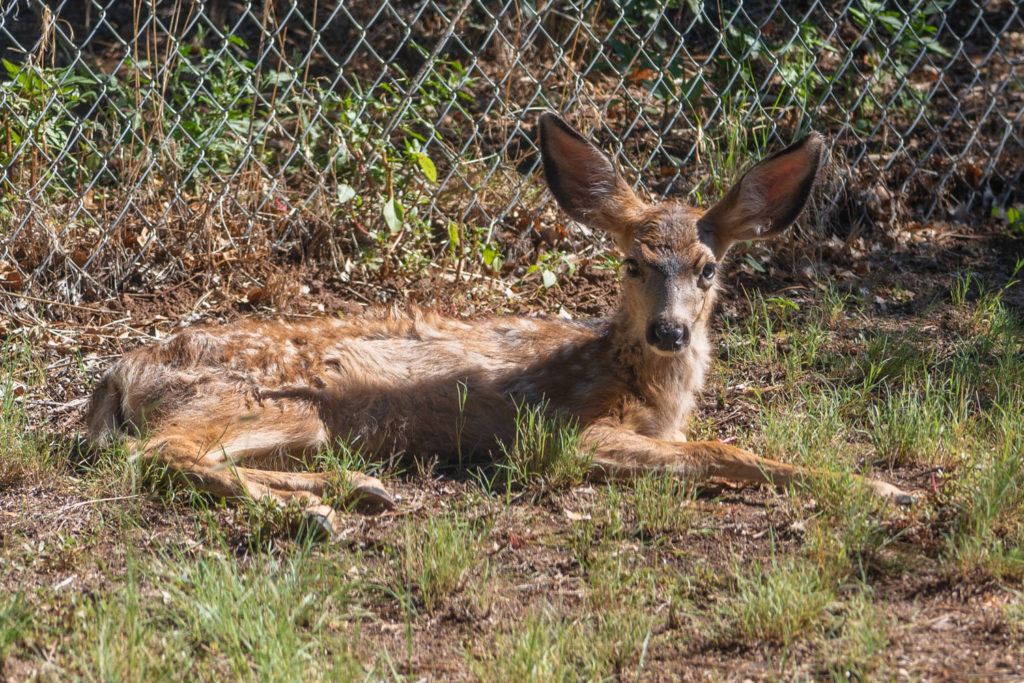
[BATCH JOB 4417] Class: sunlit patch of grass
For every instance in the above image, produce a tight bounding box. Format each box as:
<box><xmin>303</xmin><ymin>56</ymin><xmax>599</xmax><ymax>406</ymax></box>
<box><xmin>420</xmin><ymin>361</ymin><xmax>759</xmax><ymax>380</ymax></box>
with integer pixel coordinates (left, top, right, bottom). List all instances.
<box><xmin>473</xmin><ymin>603</ymin><xmax>654</xmax><ymax>681</ymax></box>
<box><xmin>153</xmin><ymin>546</ymin><xmax>364</xmax><ymax>679</ymax></box>
<box><xmin>0</xmin><ymin>592</ymin><xmax>30</xmax><ymax>663</ymax></box>
<box><xmin>935</xmin><ymin>273</ymin><xmax>1024</xmax><ymax>580</ymax></box>
<box><xmin>395</xmin><ymin>509</ymin><xmax>491</xmax><ymax>611</ymax></box>
<box><xmin>0</xmin><ymin>335</ymin><xmax>58</xmax><ymax>486</ymax></box>
<box><xmin>867</xmin><ymin>375</ymin><xmax>972</xmax><ymax>468</ymax></box>
<box><xmin>78</xmin><ymin>436</ymin><xmax>218</xmax><ymax>531</ymax></box>
<box><xmin>943</xmin><ymin>435</ymin><xmax>1024</xmax><ymax>582</ymax></box>
<box><xmin>714</xmin><ymin>553</ymin><xmax>835</xmax><ymax>647</ymax></box>
<box><xmin>631</xmin><ymin>472</ymin><xmax>698</xmax><ymax>539</ymax></box>
<box><xmin>800</xmin><ymin>482</ymin><xmax>900</xmax><ymax>582</ymax></box>
<box><xmin>820</xmin><ymin>587</ymin><xmax>892</xmax><ymax>680</ymax></box>
<box><xmin>16</xmin><ymin>540</ymin><xmax>369</xmax><ymax>679</ymax></box>
<box><xmin>756</xmin><ymin>384</ymin><xmax>853</xmax><ymax>471</ymax></box>
<box><xmin>2</xmin><ymin>524</ymin><xmax>384</xmax><ymax>679</ymax></box>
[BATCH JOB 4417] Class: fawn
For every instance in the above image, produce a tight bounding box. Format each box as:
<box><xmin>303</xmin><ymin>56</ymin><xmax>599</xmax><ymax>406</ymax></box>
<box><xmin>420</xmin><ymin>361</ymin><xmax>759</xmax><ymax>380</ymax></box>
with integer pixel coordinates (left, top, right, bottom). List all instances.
<box><xmin>86</xmin><ymin>113</ymin><xmax>912</xmax><ymax>535</ymax></box>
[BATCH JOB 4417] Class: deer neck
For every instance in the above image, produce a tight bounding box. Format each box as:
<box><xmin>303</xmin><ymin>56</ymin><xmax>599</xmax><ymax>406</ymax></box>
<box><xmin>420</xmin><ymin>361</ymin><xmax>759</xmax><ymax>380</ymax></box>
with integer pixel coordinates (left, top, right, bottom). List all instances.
<box><xmin>606</xmin><ymin>312</ymin><xmax>711</xmax><ymax>438</ymax></box>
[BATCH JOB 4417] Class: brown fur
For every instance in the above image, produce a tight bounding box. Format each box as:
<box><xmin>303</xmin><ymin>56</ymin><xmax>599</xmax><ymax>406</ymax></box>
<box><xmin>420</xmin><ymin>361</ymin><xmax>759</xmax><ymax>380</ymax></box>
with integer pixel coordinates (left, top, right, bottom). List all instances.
<box><xmin>85</xmin><ymin>114</ymin><xmax>912</xmax><ymax>535</ymax></box>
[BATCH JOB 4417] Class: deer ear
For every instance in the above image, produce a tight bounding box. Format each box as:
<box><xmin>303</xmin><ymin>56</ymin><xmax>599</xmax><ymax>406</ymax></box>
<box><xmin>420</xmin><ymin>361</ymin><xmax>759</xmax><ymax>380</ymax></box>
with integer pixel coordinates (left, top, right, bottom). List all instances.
<box><xmin>698</xmin><ymin>133</ymin><xmax>824</xmax><ymax>259</ymax></box>
<box><xmin>538</xmin><ymin>113</ymin><xmax>646</xmax><ymax>247</ymax></box>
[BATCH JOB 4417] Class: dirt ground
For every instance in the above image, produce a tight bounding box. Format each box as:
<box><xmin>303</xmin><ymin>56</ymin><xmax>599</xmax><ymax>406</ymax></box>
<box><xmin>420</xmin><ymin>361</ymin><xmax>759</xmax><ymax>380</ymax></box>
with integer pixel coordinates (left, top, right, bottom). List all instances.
<box><xmin>3</xmin><ymin>212</ymin><xmax>1023</xmax><ymax>679</ymax></box>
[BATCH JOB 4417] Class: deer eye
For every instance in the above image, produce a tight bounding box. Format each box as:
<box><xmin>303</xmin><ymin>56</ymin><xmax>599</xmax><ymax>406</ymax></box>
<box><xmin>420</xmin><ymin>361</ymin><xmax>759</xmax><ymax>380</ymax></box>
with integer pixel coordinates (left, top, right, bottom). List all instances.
<box><xmin>700</xmin><ymin>263</ymin><xmax>716</xmax><ymax>281</ymax></box>
<box><xmin>623</xmin><ymin>258</ymin><xmax>641</xmax><ymax>278</ymax></box>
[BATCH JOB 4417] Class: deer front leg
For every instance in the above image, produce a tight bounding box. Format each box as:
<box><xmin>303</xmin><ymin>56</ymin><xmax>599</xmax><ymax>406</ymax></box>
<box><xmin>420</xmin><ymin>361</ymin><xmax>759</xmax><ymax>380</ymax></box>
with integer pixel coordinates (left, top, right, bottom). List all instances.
<box><xmin>581</xmin><ymin>422</ymin><xmax>913</xmax><ymax>504</ymax></box>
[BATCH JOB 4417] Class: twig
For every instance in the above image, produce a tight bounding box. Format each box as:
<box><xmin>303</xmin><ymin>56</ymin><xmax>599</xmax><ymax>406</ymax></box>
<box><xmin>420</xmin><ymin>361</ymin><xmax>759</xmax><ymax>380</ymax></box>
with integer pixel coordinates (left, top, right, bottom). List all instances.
<box><xmin>2</xmin><ymin>291</ymin><xmax>121</xmax><ymax>315</ymax></box>
<box><xmin>49</xmin><ymin>494</ymin><xmax>145</xmax><ymax>517</ymax></box>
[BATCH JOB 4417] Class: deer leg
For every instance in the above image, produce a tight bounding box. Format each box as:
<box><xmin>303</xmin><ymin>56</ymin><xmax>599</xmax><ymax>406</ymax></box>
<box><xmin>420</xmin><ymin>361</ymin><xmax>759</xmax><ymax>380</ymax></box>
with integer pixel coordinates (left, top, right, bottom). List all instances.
<box><xmin>582</xmin><ymin>423</ymin><xmax>914</xmax><ymax>504</ymax></box>
<box><xmin>233</xmin><ymin>466</ymin><xmax>395</xmax><ymax>511</ymax></box>
<box><xmin>129</xmin><ymin>417</ymin><xmax>395</xmax><ymax>536</ymax></box>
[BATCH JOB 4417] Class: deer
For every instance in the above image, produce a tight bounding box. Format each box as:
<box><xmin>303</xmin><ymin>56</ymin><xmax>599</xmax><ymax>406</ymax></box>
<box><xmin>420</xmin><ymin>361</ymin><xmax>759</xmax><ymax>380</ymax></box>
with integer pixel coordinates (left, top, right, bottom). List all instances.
<box><xmin>85</xmin><ymin>113</ymin><xmax>913</xmax><ymax>537</ymax></box>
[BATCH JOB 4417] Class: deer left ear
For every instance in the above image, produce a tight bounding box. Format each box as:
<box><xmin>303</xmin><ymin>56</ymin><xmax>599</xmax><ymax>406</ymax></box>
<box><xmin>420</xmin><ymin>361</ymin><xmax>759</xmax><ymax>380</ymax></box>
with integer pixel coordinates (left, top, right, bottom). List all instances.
<box><xmin>698</xmin><ymin>133</ymin><xmax>824</xmax><ymax>259</ymax></box>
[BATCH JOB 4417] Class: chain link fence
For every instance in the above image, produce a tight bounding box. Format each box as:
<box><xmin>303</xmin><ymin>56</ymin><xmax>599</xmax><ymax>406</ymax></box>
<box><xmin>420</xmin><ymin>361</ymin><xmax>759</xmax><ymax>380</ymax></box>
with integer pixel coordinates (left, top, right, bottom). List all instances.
<box><xmin>1</xmin><ymin>0</ymin><xmax>1021</xmax><ymax>306</ymax></box>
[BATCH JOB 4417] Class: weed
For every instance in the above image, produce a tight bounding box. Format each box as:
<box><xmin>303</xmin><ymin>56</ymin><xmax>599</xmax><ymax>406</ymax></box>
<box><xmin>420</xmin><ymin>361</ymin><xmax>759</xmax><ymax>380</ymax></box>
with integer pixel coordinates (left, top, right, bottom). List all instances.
<box><xmin>0</xmin><ymin>593</ymin><xmax>30</xmax><ymax>662</ymax></box>
<box><xmin>496</xmin><ymin>399</ymin><xmax>592</xmax><ymax>494</ymax></box>
<box><xmin>396</xmin><ymin>510</ymin><xmax>490</xmax><ymax>611</ymax></box>
<box><xmin>992</xmin><ymin>204</ymin><xmax>1024</xmax><ymax>237</ymax></box>
<box><xmin>632</xmin><ymin>472</ymin><xmax>697</xmax><ymax>538</ymax></box>
<box><xmin>715</xmin><ymin>553</ymin><xmax>835</xmax><ymax>647</ymax></box>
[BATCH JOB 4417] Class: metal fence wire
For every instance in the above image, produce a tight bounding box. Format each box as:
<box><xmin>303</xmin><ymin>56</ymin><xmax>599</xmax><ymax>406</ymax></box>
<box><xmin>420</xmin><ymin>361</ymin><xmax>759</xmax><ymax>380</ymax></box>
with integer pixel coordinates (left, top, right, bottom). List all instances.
<box><xmin>1</xmin><ymin>0</ymin><xmax>1021</xmax><ymax>304</ymax></box>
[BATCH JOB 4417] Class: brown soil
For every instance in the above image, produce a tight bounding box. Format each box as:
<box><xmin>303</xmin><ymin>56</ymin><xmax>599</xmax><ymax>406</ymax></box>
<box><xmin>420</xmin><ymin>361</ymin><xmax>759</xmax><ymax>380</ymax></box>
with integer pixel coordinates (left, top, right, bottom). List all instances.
<box><xmin>2</xmin><ymin>217</ymin><xmax>1023</xmax><ymax>679</ymax></box>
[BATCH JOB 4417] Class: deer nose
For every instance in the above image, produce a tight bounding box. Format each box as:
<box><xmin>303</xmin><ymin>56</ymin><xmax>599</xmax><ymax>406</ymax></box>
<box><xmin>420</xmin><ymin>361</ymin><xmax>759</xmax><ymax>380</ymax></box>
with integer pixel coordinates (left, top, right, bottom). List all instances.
<box><xmin>647</xmin><ymin>321</ymin><xmax>690</xmax><ymax>352</ymax></box>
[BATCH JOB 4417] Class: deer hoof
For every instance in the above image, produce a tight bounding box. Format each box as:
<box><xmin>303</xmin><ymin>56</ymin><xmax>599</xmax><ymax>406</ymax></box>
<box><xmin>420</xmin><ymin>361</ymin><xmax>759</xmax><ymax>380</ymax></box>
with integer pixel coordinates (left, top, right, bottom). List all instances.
<box><xmin>302</xmin><ymin>504</ymin><xmax>339</xmax><ymax>541</ymax></box>
<box><xmin>871</xmin><ymin>479</ymin><xmax>915</xmax><ymax>505</ymax></box>
<box><xmin>892</xmin><ymin>491</ymin><xmax>915</xmax><ymax>506</ymax></box>
<box><xmin>352</xmin><ymin>482</ymin><xmax>396</xmax><ymax>512</ymax></box>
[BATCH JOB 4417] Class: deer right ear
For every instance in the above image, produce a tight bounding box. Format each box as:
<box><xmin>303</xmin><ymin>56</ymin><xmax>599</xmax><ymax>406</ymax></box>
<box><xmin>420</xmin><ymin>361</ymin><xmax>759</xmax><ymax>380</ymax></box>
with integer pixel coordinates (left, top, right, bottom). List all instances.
<box><xmin>538</xmin><ymin>113</ymin><xmax>646</xmax><ymax>247</ymax></box>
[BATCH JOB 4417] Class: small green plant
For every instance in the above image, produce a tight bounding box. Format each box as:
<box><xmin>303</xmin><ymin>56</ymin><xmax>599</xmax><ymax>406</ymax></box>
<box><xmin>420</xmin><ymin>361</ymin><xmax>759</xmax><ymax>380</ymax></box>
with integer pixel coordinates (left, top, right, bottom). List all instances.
<box><xmin>496</xmin><ymin>399</ymin><xmax>592</xmax><ymax>493</ymax></box>
<box><xmin>849</xmin><ymin>0</ymin><xmax>953</xmax><ymax>60</ymax></box>
<box><xmin>397</xmin><ymin>511</ymin><xmax>490</xmax><ymax>611</ymax></box>
<box><xmin>950</xmin><ymin>270</ymin><xmax>975</xmax><ymax>307</ymax></box>
<box><xmin>992</xmin><ymin>204</ymin><xmax>1024</xmax><ymax>236</ymax></box>
<box><xmin>632</xmin><ymin>472</ymin><xmax>697</xmax><ymax>538</ymax></box>
<box><xmin>0</xmin><ymin>59</ymin><xmax>109</xmax><ymax>190</ymax></box>
<box><xmin>525</xmin><ymin>249</ymin><xmax>577</xmax><ymax>289</ymax></box>
<box><xmin>715</xmin><ymin>554</ymin><xmax>835</xmax><ymax>646</ymax></box>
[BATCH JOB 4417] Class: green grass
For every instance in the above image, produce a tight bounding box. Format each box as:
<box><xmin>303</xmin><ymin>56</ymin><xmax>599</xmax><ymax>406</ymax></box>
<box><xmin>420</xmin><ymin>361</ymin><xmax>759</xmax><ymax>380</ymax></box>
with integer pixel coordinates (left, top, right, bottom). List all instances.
<box><xmin>473</xmin><ymin>602</ymin><xmax>654</xmax><ymax>681</ymax></box>
<box><xmin>495</xmin><ymin>399</ymin><xmax>592</xmax><ymax>495</ymax></box>
<box><xmin>631</xmin><ymin>472</ymin><xmax>698</xmax><ymax>539</ymax></box>
<box><xmin>0</xmin><ymin>593</ymin><xmax>30</xmax><ymax>663</ymax></box>
<box><xmin>714</xmin><ymin>553</ymin><xmax>836</xmax><ymax>647</ymax></box>
<box><xmin>395</xmin><ymin>509</ymin><xmax>491</xmax><ymax>612</ymax></box>
<box><xmin>0</xmin><ymin>336</ymin><xmax>57</xmax><ymax>486</ymax></box>
<box><xmin>820</xmin><ymin>588</ymin><xmax>892</xmax><ymax>680</ymax></box>
<box><xmin>3</xmin><ymin>269</ymin><xmax>1023</xmax><ymax>677</ymax></box>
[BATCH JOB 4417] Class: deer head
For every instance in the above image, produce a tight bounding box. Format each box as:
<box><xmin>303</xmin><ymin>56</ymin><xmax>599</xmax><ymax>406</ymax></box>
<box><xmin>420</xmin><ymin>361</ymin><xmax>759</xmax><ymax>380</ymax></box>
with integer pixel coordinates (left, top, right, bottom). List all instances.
<box><xmin>538</xmin><ymin>113</ymin><xmax>823</xmax><ymax>356</ymax></box>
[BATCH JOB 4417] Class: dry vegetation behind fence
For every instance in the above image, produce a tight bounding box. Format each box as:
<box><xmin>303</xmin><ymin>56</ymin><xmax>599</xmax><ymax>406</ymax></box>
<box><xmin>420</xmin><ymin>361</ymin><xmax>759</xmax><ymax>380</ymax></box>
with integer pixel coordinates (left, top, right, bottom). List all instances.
<box><xmin>0</xmin><ymin>0</ymin><xmax>1021</xmax><ymax>311</ymax></box>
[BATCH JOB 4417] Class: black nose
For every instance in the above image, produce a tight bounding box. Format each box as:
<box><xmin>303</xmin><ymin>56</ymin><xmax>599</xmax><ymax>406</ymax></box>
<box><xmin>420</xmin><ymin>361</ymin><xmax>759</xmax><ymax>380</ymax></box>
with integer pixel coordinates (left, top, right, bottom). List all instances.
<box><xmin>647</xmin><ymin>321</ymin><xmax>690</xmax><ymax>351</ymax></box>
